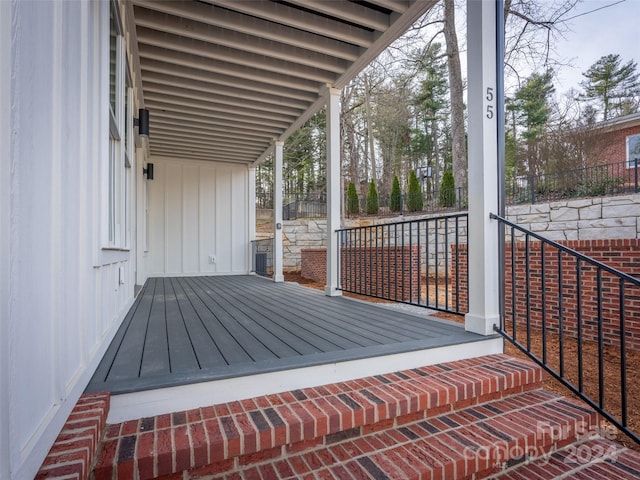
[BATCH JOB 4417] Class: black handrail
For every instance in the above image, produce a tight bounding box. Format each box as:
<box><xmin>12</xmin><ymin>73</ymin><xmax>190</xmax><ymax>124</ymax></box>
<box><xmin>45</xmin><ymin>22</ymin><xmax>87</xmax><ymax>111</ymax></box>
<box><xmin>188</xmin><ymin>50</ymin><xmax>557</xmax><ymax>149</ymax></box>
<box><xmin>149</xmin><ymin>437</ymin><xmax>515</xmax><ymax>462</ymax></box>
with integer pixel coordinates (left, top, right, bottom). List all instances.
<box><xmin>336</xmin><ymin>213</ymin><xmax>468</xmax><ymax>315</ymax></box>
<box><xmin>491</xmin><ymin>212</ymin><xmax>640</xmax><ymax>446</ymax></box>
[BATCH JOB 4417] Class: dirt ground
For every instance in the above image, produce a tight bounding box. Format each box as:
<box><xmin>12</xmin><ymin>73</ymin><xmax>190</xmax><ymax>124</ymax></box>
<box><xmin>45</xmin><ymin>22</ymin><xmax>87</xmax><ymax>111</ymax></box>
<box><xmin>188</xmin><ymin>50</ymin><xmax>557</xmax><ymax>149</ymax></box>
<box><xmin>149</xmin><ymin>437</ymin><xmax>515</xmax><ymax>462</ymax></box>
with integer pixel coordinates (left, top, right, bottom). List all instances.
<box><xmin>283</xmin><ymin>272</ymin><xmax>640</xmax><ymax>452</ymax></box>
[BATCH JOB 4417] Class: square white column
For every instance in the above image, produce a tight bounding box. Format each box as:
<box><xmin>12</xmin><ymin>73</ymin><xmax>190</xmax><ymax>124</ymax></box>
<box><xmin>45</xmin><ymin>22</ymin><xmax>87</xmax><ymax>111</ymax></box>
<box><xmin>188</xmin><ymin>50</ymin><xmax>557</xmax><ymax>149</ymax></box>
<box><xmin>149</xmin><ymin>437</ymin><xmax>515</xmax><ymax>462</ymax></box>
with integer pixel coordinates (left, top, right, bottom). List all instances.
<box><xmin>273</xmin><ymin>140</ymin><xmax>284</xmax><ymax>282</ymax></box>
<box><xmin>465</xmin><ymin>0</ymin><xmax>501</xmax><ymax>335</ymax></box>
<box><xmin>324</xmin><ymin>87</ymin><xmax>342</xmax><ymax>296</ymax></box>
<box><xmin>248</xmin><ymin>166</ymin><xmax>256</xmax><ymax>274</ymax></box>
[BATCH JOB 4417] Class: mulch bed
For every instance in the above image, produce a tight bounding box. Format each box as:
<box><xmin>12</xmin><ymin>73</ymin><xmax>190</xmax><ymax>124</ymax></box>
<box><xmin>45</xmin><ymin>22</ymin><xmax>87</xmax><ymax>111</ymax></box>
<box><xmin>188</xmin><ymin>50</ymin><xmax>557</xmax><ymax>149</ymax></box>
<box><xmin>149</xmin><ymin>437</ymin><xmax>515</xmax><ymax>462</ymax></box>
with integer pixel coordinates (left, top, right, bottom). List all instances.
<box><xmin>283</xmin><ymin>272</ymin><xmax>640</xmax><ymax>452</ymax></box>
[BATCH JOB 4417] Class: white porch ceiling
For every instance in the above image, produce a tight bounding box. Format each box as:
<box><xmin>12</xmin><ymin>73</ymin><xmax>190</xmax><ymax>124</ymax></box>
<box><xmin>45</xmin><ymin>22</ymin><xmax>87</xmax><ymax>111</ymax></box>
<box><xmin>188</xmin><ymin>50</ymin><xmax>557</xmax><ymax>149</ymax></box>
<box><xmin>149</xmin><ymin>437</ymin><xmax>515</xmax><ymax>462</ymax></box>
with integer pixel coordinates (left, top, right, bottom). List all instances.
<box><xmin>130</xmin><ymin>0</ymin><xmax>436</xmax><ymax>165</ymax></box>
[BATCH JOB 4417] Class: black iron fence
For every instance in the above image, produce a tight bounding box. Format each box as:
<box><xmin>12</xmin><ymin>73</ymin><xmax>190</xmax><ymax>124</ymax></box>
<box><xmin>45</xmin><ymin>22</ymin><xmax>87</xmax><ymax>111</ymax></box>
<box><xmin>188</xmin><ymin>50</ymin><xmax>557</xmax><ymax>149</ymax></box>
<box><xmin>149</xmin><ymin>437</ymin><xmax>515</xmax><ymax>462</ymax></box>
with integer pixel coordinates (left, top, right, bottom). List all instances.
<box><xmin>256</xmin><ymin>192</ymin><xmax>327</xmax><ymax>220</ymax></box>
<box><xmin>257</xmin><ymin>160</ymin><xmax>640</xmax><ymax>218</ymax></box>
<box><xmin>491</xmin><ymin>212</ymin><xmax>640</xmax><ymax>446</ymax></box>
<box><xmin>336</xmin><ymin>213</ymin><xmax>468</xmax><ymax>315</ymax></box>
<box><xmin>251</xmin><ymin>238</ymin><xmax>273</xmax><ymax>278</ymax></box>
<box><xmin>346</xmin><ymin>187</ymin><xmax>467</xmax><ymax>217</ymax></box>
<box><xmin>507</xmin><ymin>160</ymin><xmax>639</xmax><ymax>204</ymax></box>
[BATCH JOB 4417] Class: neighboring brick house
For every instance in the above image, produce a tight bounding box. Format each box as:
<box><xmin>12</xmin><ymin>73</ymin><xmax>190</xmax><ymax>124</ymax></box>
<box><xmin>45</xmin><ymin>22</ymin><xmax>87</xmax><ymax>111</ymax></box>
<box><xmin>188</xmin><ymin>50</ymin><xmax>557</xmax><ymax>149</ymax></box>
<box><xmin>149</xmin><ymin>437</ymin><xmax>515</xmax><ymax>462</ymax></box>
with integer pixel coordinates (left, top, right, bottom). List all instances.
<box><xmin>587</xmin><ymin>112</ymin><xmax>640</xmax><ymax>166</ymax></box>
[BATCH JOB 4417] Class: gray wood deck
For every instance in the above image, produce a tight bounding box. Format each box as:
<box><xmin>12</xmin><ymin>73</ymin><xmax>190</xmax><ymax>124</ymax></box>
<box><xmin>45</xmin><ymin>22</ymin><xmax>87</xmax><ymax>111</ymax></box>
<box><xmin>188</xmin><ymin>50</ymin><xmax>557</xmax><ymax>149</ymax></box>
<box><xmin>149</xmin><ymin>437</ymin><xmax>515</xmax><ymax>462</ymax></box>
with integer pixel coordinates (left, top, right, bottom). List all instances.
<box><xmin>87</xmin><ymin>275</ymin><xmax>489</xmax><ymax>394</ymax></box>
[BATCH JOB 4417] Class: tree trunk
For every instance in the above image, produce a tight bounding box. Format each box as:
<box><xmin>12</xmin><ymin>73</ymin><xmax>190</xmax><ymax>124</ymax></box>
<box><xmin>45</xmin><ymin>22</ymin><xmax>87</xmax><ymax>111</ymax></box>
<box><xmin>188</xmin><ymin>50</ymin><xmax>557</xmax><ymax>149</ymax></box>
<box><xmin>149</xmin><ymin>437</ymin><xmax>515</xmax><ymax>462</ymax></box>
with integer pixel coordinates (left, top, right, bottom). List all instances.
<box><xmin>363</xmin><ymin>73</ymin><xmax>378</xmax><ymax>184</ymax></box>
<box><xmin>443</xmin><ymin>0</ymin><xmax>467</xmax><ymax>191</ymax></box>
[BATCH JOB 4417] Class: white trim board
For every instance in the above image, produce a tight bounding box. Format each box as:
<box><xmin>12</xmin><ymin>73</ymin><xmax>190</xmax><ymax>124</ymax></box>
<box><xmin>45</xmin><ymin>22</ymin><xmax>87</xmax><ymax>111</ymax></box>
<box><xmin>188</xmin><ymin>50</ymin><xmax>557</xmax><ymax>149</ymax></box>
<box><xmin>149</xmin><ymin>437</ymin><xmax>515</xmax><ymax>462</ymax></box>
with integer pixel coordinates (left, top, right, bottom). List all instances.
<box><xmin>107</xmin><ymin>338</ymin><xmax>503</xmax><ymax>423</ymax></box>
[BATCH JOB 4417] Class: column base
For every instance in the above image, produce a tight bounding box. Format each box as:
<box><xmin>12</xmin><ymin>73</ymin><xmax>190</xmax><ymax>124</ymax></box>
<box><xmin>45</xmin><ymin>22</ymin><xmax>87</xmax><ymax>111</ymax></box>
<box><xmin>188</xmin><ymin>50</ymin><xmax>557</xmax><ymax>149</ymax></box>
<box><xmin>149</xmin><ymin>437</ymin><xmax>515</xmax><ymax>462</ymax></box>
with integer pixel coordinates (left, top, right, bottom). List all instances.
<box><xmin>273</xmin><ymin>274</ymin><xmax>284</xmax><ymax>283</ymax></box>
<box><xmin>465</xmin><ymin>313</ymin><xmax>500</xmax><ymax>336</ymax></box>
<box><xmin>324</xmin><ymin>286</ymin><xmax>342</xmax><ymax>297</ymax></box>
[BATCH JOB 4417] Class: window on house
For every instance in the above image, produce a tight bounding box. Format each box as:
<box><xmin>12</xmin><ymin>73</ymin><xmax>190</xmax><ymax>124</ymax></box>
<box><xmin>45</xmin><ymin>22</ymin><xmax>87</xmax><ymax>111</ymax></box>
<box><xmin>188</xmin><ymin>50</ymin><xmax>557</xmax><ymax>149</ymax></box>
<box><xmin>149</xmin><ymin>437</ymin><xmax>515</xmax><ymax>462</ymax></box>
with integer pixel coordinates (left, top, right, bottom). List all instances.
<box><xmin>627</xmin><ymin>134</ymin><xmax>640</xmax><ymax>168</ymax></box>
<box><xmin>106</xmin><ymin>2</ymin><xmax>132</xmax><ymax>249</ymax></box>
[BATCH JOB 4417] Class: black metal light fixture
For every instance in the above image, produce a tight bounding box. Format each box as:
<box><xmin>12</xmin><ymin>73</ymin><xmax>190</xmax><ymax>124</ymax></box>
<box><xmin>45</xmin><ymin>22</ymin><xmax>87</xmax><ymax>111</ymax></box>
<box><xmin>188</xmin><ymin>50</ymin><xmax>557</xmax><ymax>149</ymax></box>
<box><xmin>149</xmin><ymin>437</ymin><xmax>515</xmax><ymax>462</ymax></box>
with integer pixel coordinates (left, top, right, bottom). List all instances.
<box><xmin>417</xmin><ymin>165</ymin><xmax>432</xmax><ymax>179</ymax></box>
<box><xmin>134</xmin><ymin>108</ymin><xmax>149</xmax><ymax>137</ymax></box>
<box><xmin>143</xmin><ymin>163</ymin><xmax>154</xmax><ymax>180</ymax></box>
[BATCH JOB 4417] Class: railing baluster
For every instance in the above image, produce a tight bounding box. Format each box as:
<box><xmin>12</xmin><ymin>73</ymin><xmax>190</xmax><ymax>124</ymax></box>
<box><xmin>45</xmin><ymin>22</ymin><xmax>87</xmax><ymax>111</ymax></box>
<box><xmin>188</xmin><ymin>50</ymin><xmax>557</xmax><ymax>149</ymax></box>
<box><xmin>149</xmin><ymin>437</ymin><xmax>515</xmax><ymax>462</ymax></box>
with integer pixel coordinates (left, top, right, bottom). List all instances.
<box><xmin>525</xmin><ymin>234</ymin><xmax>531</xmax><ymax>352</ymax></box>
<box><xmin>620</xmin><ymin>279</ymin><xmax>628</xmax><ymax>427</ymax></box>
<box><xmin>511</xmin><ymin>227</ymin><xmax>516</xmax><ymax>340</ymax></box>
<box><xmin>541</xmin><ymin>242</ymin><xmax>547</xmax><ymax>364</ymax></box>
<box><xmin>559</xmin><ymin>249</ymin><xmax>564</xmax><ymax>378</ymax></box>
<box><xmin>402</xmin><ymin>223</ymin><xmax>406</xmax><ymax>301</ymax></box>
<box><xmin>577</xmin><ymin>258</ymin><xmax>583</xmax><ymax>394</ymax></box>
<box><xmin>408</xmin><ymin>223</ymin><xmax>412</xmax><ymax>303</ymax></box>
<box><xmin>445</xmin><ymin>216</ymin><xmax>450</xmax><ymax>311</ymax></box>
<box><xmin>455</xmin><ymin>216</ymin><xmax>460</xmax><ymax>313</ymax></box>
<box><xmin>597</xmin><ymin>268</ymin><xmax>604</xmax><ymax>409</ymax></box>
<box><xmin>394</xmin><ymin>223</ymin><xmax>398</xmax><ymax>301</ymax></box>
<box><xmin>417</xmin><ymin>221</ymin><xmax>422</xmax><ymax>306</ymax></box>
<box><xmin>426</xmin><ymin>219</ymin><xmax>431</xmax><ymax>308</ymax></box>
<box><xmin>435</xmin><ymin>219</ymin><xmax>439</xmax><ymax>309</ymax></box>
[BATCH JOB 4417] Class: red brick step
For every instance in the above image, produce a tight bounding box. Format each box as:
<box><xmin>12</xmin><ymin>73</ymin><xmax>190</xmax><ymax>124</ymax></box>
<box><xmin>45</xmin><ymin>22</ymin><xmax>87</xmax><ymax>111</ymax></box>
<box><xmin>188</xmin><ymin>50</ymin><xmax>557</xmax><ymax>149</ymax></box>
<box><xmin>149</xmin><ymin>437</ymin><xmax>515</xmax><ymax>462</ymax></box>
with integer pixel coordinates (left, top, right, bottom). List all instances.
<box><xmin>93</xmin><ymin>354</ymin><xmax>543</xmax><ymax>479</ymax></box>
<box><xmin>198</xmin><ymin>389</ymin><xmax>599</xmax><ymax>480</ymax></box>
<box><xmin>491</xmin><ymin>437</ymin><xmax>640</xmax><ymax>479</ymax></box>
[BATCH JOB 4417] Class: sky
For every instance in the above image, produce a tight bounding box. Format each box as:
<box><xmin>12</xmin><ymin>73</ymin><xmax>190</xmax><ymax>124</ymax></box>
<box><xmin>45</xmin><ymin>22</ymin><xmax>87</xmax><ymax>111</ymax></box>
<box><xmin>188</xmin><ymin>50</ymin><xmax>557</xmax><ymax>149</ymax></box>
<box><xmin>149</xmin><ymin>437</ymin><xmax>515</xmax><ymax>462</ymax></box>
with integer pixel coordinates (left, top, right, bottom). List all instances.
<box><xmin>551</xmin><ymin>0</ymin><xmax>640</xmax><ymax>97</ymax></box>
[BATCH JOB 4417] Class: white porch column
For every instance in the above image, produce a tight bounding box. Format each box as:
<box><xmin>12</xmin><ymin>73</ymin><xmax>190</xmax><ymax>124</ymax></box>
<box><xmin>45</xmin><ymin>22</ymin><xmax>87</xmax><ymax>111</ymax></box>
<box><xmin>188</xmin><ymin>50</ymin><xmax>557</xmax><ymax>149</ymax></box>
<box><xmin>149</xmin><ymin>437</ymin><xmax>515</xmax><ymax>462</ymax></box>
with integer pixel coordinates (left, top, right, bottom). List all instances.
<box><xmin>273</xmin><ymin>140</ymin><xmax>284</xmax><ymax>282</ymax></box>
<box><xmin>248</xmin><ymin>166</ymin><xmax>256</xmax><ymax>273</ymax></box>
<box><xmin>465</xmin><ymin>0</ymin><xmax>501</xmax><ymax>335</ymax></box>
<box><xmin>324</xmin><ymin>87</ymin><xmax>342</xmax><ymax>296</ymax></box>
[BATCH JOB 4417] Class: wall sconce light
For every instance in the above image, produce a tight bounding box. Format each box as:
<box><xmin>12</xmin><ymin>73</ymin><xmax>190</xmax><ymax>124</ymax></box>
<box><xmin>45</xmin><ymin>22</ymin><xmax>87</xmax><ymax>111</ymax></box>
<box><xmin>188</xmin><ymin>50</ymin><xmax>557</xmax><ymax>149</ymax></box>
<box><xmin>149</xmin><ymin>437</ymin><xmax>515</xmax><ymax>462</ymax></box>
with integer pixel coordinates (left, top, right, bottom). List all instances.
<box><xmin>134</xmin><ymin>108</ymin><xmax>150</xmax><ymax>137</ymax></box>
<box><xmin>143</xmin><ymin>163</ymin><xmax>154</xmax><ymax>180</ymax></box>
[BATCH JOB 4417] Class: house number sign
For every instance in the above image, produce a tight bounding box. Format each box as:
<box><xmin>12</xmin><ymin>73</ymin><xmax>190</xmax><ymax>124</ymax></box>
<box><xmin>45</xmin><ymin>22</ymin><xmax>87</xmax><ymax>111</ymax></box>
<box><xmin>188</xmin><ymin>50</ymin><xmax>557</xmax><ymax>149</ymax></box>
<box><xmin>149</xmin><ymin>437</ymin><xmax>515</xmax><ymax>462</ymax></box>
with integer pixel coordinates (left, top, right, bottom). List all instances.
<box><xmin>486</xmin><ymin>87</ymin><xmax>495</xmax><ymax>119</ymax></box>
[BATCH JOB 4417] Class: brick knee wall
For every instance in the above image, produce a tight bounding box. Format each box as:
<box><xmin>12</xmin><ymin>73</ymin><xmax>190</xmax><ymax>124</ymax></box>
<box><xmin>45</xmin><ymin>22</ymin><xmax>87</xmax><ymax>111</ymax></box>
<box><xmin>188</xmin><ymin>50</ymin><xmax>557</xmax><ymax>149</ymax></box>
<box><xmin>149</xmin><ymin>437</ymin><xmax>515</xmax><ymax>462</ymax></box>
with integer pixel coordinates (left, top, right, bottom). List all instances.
<box><xmin>301</xmin><ymin>248</ymin><xmax>327</xmax><ymax>283</ymax></box>
<box><xmin>36</xmin><ymin>392</ymin><xmax>110</xmax><ymax>480</ymax></box>
<box><xmin>451</xmin><ymin>239</ymin><xmax>640</xmax><ymax>351</ymax></box>
<box><xmin>302</xmin><ymin>246</ymin><xmax>420</xmax><ymax>302</ymax></box>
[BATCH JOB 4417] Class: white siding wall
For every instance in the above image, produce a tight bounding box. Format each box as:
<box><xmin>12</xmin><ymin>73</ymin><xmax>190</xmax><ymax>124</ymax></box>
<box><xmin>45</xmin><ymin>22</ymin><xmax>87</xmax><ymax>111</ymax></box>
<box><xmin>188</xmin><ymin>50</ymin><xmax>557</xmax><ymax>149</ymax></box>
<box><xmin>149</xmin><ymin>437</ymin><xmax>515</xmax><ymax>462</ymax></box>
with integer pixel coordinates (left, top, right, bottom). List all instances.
<box><xmin>148</xmin><ymin>157</ymin><xmax>249</xmax><ymax>276</ymax></box>
<box><xmin>1</xmin><ymin>3</ymin><xmax>139</xmax><ymax>479</ymax></box>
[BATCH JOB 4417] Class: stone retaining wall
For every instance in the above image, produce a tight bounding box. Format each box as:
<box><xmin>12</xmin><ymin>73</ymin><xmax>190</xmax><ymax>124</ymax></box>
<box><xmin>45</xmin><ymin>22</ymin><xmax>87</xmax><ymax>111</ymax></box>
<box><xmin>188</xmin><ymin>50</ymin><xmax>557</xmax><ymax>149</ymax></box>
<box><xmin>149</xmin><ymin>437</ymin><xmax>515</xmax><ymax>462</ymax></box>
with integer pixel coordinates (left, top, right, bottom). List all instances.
<box><xmin>506</xmin><ymin>194</ymin><xmax>640</xmax><ymax>241</ymax></box>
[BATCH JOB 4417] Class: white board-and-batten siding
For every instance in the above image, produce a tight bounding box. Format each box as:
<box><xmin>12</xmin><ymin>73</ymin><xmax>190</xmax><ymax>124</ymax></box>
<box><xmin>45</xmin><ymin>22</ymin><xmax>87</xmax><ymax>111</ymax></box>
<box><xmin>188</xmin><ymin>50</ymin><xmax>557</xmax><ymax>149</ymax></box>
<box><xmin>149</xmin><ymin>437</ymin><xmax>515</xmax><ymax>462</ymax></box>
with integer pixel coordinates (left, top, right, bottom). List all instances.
<box><xmin>1</xmin><ymin>3</ymin><xmax>140</xmax><ymax>479</ymax></box>
<box><xmin>148</xmin><ymin>157</ymin><xmax>250</xmax><ymax>276</ymax></box>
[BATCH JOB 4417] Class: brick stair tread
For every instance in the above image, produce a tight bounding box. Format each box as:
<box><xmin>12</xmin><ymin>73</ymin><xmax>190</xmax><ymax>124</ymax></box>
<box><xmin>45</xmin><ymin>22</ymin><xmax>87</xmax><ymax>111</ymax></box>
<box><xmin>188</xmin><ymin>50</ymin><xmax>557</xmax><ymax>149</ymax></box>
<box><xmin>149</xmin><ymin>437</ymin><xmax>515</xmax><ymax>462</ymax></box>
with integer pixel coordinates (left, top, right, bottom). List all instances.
<box><xmin>94</xmin><ymin>354</ymin><xmax>542</xmax><ymax>479</ymax></box>
<box><xmin>196</xmin><ymin>389</ymin><xmax>598</xmax><ymax>480</ymax></box>
<box><xmin>491</xmin><ymin>437</ymin><xmax>640</xmax><ymax>479</ymax></box>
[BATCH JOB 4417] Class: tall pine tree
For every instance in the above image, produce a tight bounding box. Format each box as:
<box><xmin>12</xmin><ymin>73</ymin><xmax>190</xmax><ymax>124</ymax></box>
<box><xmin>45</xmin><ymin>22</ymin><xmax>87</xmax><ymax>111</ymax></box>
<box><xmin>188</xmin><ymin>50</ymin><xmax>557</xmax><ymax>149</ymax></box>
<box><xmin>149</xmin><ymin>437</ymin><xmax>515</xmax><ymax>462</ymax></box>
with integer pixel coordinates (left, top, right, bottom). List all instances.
<box><xmin>580</xmin><ymin>54</ymin><xmax>640</xmax><ymax>120</ymax></box>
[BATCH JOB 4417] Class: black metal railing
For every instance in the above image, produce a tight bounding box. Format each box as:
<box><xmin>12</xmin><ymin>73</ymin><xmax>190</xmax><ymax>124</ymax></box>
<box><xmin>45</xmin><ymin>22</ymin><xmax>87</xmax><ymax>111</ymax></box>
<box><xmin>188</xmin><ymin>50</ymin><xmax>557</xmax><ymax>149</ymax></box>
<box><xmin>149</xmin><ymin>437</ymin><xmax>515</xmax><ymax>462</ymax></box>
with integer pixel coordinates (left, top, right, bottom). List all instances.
<box><xmin>507</xmin><ymin>159</ymin><xmax>639</xmax><ymax>205</ymax></box>
<box><xmin>336</xmin><ymin>213</ymin><xmax>468</xmax><ymax>315</ymax></box>
<box><xmin>491</xmin><ymin>212</ymin><xmax>640</xmax><ymax>446</ymax></box>
<box><xmin>251</xmin><ymin>238</ymin><xmax>273</xmax><ymax>278</ymax></box>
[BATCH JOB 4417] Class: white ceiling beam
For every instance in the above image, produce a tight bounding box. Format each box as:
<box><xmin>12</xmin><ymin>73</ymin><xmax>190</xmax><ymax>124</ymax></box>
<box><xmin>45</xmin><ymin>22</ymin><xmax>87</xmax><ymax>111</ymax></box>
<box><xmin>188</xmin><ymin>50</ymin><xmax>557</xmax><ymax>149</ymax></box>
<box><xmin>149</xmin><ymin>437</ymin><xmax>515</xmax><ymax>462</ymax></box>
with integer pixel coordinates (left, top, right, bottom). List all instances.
<box><xmin>144</xmin><ymin>94</ymin><xmax>293</xmax><ymax>126</ymax></box>
<box><xmin>365</xmin><ymin>0</ymin><xmax>410</xmax><ymax>14</ymax></box>
<box><xmin>141</xmin><ymin>72</ymin><xmax>309</xmax><ymax>111</ymax></box>
<box><xmin>136</xmin><ymin>28</ymin><xmax>337</xmax><ymax>86</ymax></box>
<box><xmin>140</xmin><ymin>60</ymin><xmax>316</xmax><ymax>103</ymax></box>
<box><xmin>151</xmin><ymin>142</ymin><xmax>255</xmax><ymax>161</ymax></box>
<box><xmin>151</xmin><ymin>145</ymin><xmax>255</xmax><ymax>160</ymax></box>
<box><xmin>151</xmin><ymin>133</ymin><xmax>266</xmax><ymax>153</ymax></box>
<box><xmin>150</xmin><ymin>113</ymin><xmax>282</xmax><ymax>138</ymax></box>
<box><xmin>150</xmin><ymin>114</ymin><xmax>279</xmax><ymax>138</ymax></box>
<box><xmin>150</xmin><ymin>126</ymin><xmax>279</xmax><ymax>147</ymax></box>
<box><xmin>284</xmin><ymin>0</ymin><xmax>390</xmax><ymax>31</ymax></box>
<box><xmin>143</xmin><ymin>79</ymin><xmax>302</xmax><ymax>118</ymax></box>
<box><xmin>133</xmin><ymin>0</ymin><xmax>361</xmax><ymax>61</ymax></box>
<box><xmin>206</xmin><ymin>0</ymin><xmax>374</xmax><ymax>47</ymax></box>
<box><xmin>138</xmin><ymin>44</ymin><xmax>322</xmax><ymax>94</ymax></box>
<box><xmin>150</xmin><ymin>149</ymin><xmax>255</xmax><ymax>164</ymax></box>
<box><xmin>134</xmin><ymin>7</ymin><xmax>349</xmax><ymax>74</ymax></box>
<box><xmin>147</xmin><ymin>98</ymin><xmax>284</xmax><ymax>134</ymax></box>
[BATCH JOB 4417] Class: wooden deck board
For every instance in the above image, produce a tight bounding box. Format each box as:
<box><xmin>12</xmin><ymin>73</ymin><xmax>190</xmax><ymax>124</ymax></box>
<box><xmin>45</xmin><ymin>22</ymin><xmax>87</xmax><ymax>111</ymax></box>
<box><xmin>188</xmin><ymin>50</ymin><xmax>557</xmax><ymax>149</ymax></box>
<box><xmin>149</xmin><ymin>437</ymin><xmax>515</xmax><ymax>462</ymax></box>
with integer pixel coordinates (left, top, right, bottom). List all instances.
<box><xmin>87</xmin><ymin>275</ymin><xmax>491</xmax><ymax>395</ymax></box>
